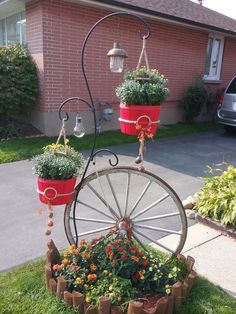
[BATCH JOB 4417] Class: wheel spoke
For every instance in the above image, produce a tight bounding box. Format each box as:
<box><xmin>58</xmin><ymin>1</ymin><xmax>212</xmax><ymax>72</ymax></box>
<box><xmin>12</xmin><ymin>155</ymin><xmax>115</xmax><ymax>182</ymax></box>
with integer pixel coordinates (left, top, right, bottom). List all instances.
<box><xmin>106</xmin><ymin>174</ymin><xmax>122</xmax><ymax>218</ymax></box>
<box><xmin>134</xmin><ymin>212</ymin><xmax>180</xmax><ymax>223</ymax></box>
<box><xmin>128</xmin><ymin>180</ymin><xmax>152</xmax><ymax>218</ymax></box>
<box><xmin>132</xmin><ymin>233</ymin><xmax>147</xmax><ymax>252</ymax></box>
<box><xmin>131</xmin><ymin>194</ymin><xmax>169</xmax><ymax>220</ymax></box>
<box><xmin>133</xmin><ymin>227</ymin><xmax>174</xmax><ymax>253</ymax></box>
<box><xmin>133</xmin><ymin>223</ymin><xmax>181</xmax><ymax>235</ymax></box>
<box><xmin>87</xmin><ymin>183</ymin><xmax>119</xmax><ymax>219</ymax></box>
<box><xmin>71</xmin><ymin>216</ymin><xmax>115</xmax><ymax>224</ymax></box>
<box><xmin>76</xmin><ymin>200</ymin><xmax>115</xmax><ymax>220</ymax></box>
<box><xmin>124</xmin><ymin>172</ymin><xmax>131</xmax><ymax>217</ymax></box>
<box><xmin>74</xmin><ymin>225</ymin><xmax>115</xmax><ymax>238</ymax></box>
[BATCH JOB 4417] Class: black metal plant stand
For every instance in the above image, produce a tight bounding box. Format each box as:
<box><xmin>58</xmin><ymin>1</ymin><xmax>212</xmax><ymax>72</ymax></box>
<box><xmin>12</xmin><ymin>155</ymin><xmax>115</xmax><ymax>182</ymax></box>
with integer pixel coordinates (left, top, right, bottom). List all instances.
<box><xmin>59</xmin><ymin>12</ymin><xmax>187</xmax><ymax>255</ymax></box>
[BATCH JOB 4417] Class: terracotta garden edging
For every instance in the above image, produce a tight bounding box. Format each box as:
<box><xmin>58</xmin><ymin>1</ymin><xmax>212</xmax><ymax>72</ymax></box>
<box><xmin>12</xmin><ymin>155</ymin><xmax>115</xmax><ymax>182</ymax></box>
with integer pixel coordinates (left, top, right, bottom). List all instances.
<box><xmin>45</xmin><ymin>240</ymin><xmax>197</xmax><ymax>314</ymax></box>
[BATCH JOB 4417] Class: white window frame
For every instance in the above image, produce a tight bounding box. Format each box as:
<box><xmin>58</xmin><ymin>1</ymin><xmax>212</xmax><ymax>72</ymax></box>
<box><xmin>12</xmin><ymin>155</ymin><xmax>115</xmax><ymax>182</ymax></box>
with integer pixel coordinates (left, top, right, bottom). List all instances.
<box><xmin>0</xmin><ymin>11</ymin><xmax>26</xmax><ymax>47</ymax></box>
<box><xmin>204</xmin><ymin>33</ymin><xmax>224</xmax><ymax>81</ymax></box>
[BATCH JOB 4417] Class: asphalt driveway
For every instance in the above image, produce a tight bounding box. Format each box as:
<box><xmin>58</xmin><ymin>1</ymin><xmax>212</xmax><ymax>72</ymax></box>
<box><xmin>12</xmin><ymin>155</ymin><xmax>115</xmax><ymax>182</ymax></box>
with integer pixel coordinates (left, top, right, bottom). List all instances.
<box><xmin>0</xmin><ymin>130</ymin><xmax>235</xmax><ymax>272</ymax></box>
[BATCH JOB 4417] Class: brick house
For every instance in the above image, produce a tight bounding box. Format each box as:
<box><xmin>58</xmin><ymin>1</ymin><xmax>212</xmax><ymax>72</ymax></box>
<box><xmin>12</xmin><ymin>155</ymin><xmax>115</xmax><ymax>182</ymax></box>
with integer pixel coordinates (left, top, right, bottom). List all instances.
<box><xmin>1</xmin><ymin>0</ymin><xmax>236</xmax><ymax>135</ymax></box>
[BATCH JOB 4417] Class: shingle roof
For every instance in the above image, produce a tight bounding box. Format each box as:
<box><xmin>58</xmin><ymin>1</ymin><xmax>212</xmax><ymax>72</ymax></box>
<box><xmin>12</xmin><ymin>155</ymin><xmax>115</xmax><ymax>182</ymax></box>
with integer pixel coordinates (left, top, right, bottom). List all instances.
<box><xmin>93</xmin><ymin>0</ymin><xmax>236</xmax><ymax>36</ymax></box>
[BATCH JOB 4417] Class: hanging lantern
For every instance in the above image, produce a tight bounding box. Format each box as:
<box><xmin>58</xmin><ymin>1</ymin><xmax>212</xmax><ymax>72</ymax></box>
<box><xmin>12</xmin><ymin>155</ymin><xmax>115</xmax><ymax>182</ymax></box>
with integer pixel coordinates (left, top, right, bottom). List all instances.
<box><xmin>107</xmin><ymin>42</ymin><xmax>127</xmax><ymax>73</ymax></box>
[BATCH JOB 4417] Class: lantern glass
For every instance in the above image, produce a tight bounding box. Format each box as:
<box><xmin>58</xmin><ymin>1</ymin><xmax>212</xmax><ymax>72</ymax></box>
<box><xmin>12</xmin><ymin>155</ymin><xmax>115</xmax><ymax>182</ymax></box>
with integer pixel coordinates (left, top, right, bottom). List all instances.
<box><xmin>109</xmin><ymin>55</ymin><xmax>124</xmax><ymax>73</ymax></box>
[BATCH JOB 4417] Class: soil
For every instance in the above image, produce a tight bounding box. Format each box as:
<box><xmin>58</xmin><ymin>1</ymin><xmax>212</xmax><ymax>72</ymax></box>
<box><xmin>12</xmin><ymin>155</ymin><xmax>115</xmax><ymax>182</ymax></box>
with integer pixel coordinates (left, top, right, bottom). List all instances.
<box><xmin>0</xmin><ymin>116</ymin><xmax>43</xmax><ymax>140</ymax></box>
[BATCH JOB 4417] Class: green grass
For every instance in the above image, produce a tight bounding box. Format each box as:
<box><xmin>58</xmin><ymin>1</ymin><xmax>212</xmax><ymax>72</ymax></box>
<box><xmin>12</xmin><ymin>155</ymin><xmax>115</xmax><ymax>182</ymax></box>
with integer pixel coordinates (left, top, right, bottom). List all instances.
<box><xmin>0</xmin><ymin>259</ymin><xmax>235</xmax><ymax>314</ymax></box>
<box><xmin>0</xmin><ymin>122</ymin><xmax>222</xmax><ymax>164</ymax></box>
<box><xmin>176</xmin><ymin>276</ymin><xmax>236</xmax><ymax>314</ymax></box>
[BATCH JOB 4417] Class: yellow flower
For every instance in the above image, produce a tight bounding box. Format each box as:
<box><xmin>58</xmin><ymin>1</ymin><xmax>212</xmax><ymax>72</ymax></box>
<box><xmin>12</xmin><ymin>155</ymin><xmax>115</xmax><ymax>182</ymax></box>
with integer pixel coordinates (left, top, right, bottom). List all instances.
<box><xmin>85</xmin><ymin>296</ymin><xmax>91</xmax><ymax>303</ymax></box>
<box><xmin>109</xmin><ymin>285</ymin><xmax>113</xmax><ymax>292</ymax></box>
<box><xmin>75</xmin><ymin>277</ymin><xmax>82</xmax><ymax>285</ymax></box>
<box><xmin>63</xmin><ymin>252</ymin><xmax>68</xmax><ymax>258</ymax></box>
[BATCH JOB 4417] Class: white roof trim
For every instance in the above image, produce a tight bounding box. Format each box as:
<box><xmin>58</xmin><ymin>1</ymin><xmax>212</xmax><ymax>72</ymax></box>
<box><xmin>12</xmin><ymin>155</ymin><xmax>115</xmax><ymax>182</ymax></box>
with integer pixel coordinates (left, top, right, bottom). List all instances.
<box><xmin>0</xmin><ymin>0</ymin><xmax>25</xmax><ymax>19</ymax></box>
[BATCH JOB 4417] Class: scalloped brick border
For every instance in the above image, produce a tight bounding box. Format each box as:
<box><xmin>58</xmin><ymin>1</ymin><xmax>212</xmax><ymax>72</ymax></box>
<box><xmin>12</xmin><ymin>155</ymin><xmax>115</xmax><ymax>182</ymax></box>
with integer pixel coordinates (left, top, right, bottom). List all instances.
<box><xmin>45</xmin><ymin>240</ymin><xmax>196</xmax><ymax>314</ymax></box>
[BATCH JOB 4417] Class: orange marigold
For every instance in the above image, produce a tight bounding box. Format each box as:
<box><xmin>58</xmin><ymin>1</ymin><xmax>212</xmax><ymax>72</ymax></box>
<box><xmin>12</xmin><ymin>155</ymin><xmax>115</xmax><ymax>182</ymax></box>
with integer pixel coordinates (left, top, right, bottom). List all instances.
<box><xmin>82</xmin><ymin>252</ymin><xmax>91</xmax><ymax>259</ymax></box>
<box><xmin>87</xmin><ymin>274</ymin><xmax>97</xmax><ymax>281</ymax></box>
<box><xmin>62</xmin><ymin>258</ymin><xmax>69</xmax><ymax>265</ymax></box>
<box><xmin>131</xmin><ymin>255</ymin><xmax>139</xmax><ymax>263</ymax></box>
<box><xmin>108</xmin><ymin>252</ymin><xmax>114</xmax><ymax>260</ymax></box>
<box><xmin>90</xmin><ymin>263</ymin><xmax>97</xmax><ymax>271</ymax></box>
<box><xmin>52</xmin><ymin>264</ymin><xmax>62</xmax><ymax>271</ymax></box>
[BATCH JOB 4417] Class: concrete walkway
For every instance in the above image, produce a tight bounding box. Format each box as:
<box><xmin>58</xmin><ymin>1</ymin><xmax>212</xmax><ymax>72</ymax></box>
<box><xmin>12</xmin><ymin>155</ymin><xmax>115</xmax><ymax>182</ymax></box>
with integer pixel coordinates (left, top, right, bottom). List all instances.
<box><xmin>158</xmin><ymin>223</ymin><xmax>236</xmax><ymax>297</ymax></box>
<box><xmin>0</xmin><ymin>131</ymin><xmax>236</xmax><ymax>297</ymax></box>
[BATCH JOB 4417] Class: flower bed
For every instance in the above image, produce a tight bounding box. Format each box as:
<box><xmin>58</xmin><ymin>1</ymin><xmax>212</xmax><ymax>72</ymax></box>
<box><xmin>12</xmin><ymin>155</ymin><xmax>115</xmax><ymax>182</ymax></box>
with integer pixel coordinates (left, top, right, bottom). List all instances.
<box><xmin>45</xmin><ymin>239</ymin><xmax>196</xmax><ymax>314</ymax></box>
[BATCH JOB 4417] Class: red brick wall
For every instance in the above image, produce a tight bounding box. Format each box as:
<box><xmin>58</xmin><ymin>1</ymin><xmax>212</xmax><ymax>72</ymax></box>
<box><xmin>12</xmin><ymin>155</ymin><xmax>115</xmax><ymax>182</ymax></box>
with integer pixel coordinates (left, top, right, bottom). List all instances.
<box><xmin>26</xmin><ymin>0</ymin><xmax>235</xmax><ymax>120</ymax></box>
<box><xmin>221</xmin><ymin>37</ymin><xmax>236</xmax><ymax>87</ymax></box>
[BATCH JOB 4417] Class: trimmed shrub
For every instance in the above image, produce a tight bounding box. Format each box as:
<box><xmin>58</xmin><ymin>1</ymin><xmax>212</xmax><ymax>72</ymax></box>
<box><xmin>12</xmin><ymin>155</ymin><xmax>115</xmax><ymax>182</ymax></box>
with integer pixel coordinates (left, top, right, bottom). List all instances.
<box><xmin>0</xmin><ymin>43</ymin><xmax>39</xmax><ymax>116</ymax></box>
<box><xmin>180</xmin><ymin>78</ymin><xmax>208</xmax><ymax>122</ymax></box>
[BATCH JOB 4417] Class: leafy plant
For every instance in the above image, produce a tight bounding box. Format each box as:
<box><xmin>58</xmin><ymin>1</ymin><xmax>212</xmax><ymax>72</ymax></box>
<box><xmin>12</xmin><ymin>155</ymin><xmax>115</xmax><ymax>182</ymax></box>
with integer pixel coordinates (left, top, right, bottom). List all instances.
<box><xmin>205</xmin><ymin>86</ymin><xmax>226</xmax><ymax>120</ymax></box>
<box><xmin>115</xmin><ymin>66</ymin><xmax>169</xmax><ymax>105</ymax></box>
<box><xmin>0</xmin><ymin>43</ymin><xmax>39</xmax><ymax>116</ymax></box>
<box><xmin>180</xmin><ymin>78</ymin><xmax>208</xmax><ymax>122</ymax></box>
<box><xmin>0</xmin><ymin>121</ymin><xmax>21</xmax><ymax>138</ymax></box>
<box><xmin>32</xmin><ymin>143</ymin><xmax>85</xmax><ymax>180</ymax></box>
<box><xmin>195</xmin><ymin>163</ymin><xmax>236</xmax><ymax>227</ymax></box>
<box><xmin>52</xmin><ymin>236</ymin><xmax>187</xmax><ymax>308</ymax></box>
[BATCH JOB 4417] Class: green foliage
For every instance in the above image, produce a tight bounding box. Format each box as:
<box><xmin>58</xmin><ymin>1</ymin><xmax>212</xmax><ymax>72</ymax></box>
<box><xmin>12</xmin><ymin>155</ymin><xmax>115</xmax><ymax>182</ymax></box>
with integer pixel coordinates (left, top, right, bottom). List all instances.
<box><xmin>0</xmin><ymin>121</ymin><xmax>21</xmax><ymax>138</ymax></box>
<box><xmin>205</xmin><ymin>86</ymin><xmax>225</xmax><ymax>120</ymax></box>
<box><xmin>52</xmin><ymin>236</ymin><xmax>187</xmax><ymax>308</ymax></box>
<box><xmin>180</xmin><ymin>78</ymin><xmax>208</xmax><ymax>122</ymax></box>
<box><xmin>195</xmin><ymin>163</ymin><xmax>236</xmax><ymax>227</ymax></box>
<box><xmin>0</xmin><ymin>43</ymin><xmax>39</xmax><ymax>115</ymax></box>
<box><xmin>176</xmin><ymin>276</ymin><xmax>236</xmax><ymax>314</ymax></box>
<box><xmin>115</xmin><ymin>66</ymin><xmax>169</xmax><ymax>105</ymax></box>
<box><xmin>32</xmin><ymin>143</ymin><xmax>85</xmax><ymax>180</ymax></box>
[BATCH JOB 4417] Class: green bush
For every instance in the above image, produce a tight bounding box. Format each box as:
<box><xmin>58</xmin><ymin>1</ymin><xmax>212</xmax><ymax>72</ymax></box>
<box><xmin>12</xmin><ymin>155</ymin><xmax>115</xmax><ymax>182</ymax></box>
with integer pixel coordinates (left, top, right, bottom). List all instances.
<box><xmin>180</xmin><ymin>78</ymin><xmax>208</xmax><ymax>122</ymax></box>
<box><xmin>0</xmin><ymin>43</ymin><xmax>39</xmax><ymax>115</ymax></box>
<box><xmin>33</xmin><ymin>143</ymin><xmax>85</xmax><ymax>180</ymax></box>
<box><xmin>205</xmin><ymin>86</ymin><xmax>225</xmax><ymax>120</ymax></box>
<box><xmin>195</xmin><ymin>164</ymin><xmax>236</xmax><ymax>227</ymax></box>
<box><xmin>115</xmin><ymin>66</ymin><xmax>169</xmax><ymax>105</ymax></box>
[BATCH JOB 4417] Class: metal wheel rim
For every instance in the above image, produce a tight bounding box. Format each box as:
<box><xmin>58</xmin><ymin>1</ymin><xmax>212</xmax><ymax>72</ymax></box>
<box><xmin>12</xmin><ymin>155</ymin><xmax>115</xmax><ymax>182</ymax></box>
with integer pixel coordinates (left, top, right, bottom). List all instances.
<box><xmin>64</xmin><ymin>167</ymin><xmax>187</xmax><ymax>255</ymax></box>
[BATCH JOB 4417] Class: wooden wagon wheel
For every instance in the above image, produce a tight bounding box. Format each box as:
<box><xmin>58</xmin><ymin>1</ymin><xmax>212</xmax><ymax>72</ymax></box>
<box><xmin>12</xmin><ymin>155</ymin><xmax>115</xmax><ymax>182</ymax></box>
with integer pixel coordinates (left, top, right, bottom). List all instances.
<box><xmin>64</xmin><ymin>167</ymin><xmax>187</xmax><ymax>255</ymax></box>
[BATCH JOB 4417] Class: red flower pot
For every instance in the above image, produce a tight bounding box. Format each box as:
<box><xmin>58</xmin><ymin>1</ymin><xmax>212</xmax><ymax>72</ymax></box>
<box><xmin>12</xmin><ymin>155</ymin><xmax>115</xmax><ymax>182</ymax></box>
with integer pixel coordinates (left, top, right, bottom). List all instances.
<box><xmin>37</xmin><ymin>177</ymin><xmax>77</xmax><ymax>205</ymax></box>
<box><xmin>119</xmin><ymin>103</ymin><xmax>161</xmax><ymax>136</ymax></box>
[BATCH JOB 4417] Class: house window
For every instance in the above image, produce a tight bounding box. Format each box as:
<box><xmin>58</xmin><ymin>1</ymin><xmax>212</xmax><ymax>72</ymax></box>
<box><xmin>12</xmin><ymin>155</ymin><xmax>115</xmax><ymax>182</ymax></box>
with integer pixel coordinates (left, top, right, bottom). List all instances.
<box><xmin>204</xmin><ymin>35</ymin><xmax>224</xmax><ymax>81</ymax></box>
<box><xmin>0</xmin><ymin>12</ymin><xmax>26</xmax><ymax>47</ymax></box>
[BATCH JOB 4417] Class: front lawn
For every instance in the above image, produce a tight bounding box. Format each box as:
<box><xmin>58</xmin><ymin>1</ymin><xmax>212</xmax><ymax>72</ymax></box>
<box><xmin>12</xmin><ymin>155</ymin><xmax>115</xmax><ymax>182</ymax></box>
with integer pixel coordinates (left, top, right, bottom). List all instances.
<box><xmin>0</xmin><ymin>122</ymin><xmax>222</xmax><ymax>164</ymax></box>
<box><xmin>0</xmin><ymin>259</ymin><xmax>235</xmax><ymax>314</ymax></box>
